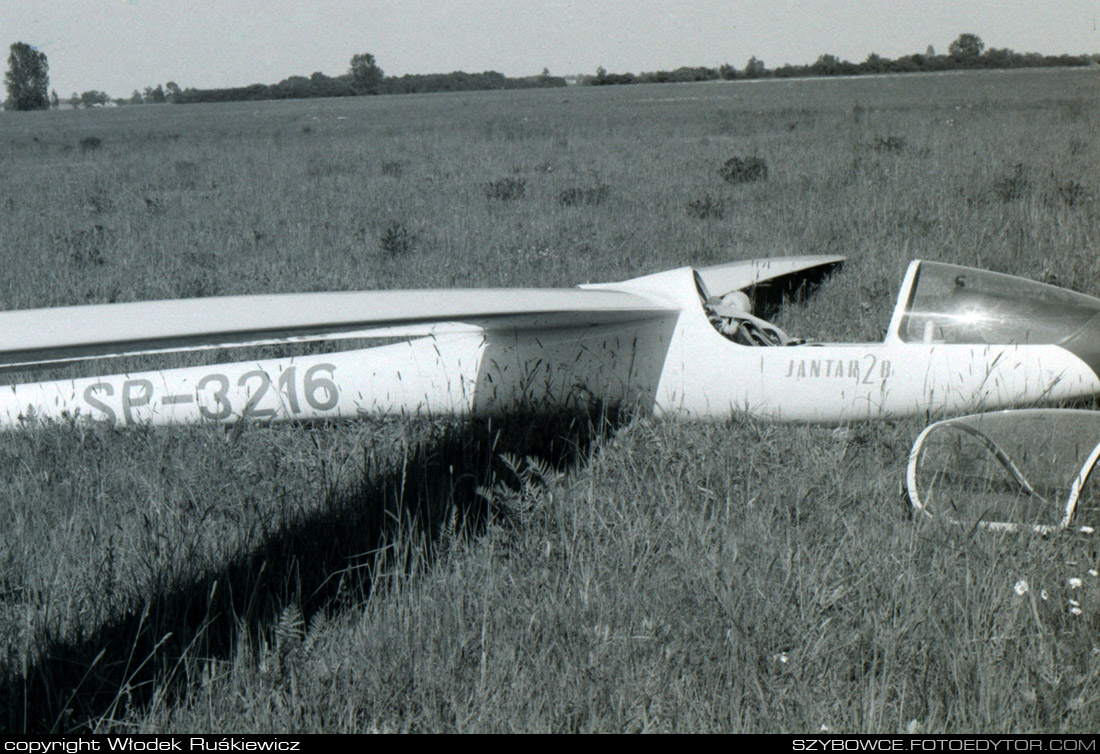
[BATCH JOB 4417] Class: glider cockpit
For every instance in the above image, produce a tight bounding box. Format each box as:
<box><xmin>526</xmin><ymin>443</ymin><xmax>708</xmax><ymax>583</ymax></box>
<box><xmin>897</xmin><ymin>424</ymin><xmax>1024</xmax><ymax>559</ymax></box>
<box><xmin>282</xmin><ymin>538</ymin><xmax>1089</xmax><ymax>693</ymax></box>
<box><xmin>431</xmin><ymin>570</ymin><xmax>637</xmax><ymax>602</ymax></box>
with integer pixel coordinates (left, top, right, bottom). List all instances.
<box><xmin>694</xmin><ymin>269</ymin><xmax>801</xmax><ymax>347</ymax></box>
<box><xmin>888</xmin><ymin>261</ymin><xmax>1100</xmax><ymax>361</ymax></box>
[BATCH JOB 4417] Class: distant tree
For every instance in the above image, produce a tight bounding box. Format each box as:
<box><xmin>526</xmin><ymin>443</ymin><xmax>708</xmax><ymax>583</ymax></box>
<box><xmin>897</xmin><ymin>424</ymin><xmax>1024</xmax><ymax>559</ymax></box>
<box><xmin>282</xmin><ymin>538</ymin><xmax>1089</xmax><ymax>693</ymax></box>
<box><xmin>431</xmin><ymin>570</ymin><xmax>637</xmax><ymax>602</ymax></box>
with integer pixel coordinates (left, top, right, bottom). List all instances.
<box><xmin>69</xmin><ymin>91</ymin><xmax>80</xmax><ymax>109</ymax></box>
<box><xmin>949</xmin><ymin>33</ymin><xmax>985</xmax><ymax>61</ymax></box>
<box><xmin>718</xmin><ymin>63</ymin><xmax>738</xmax><ymax>80</ymax></box>
<box><xmin>4</xmin><ymin>42</ymin><xmax>50</xmax><ymax>111</ymax></box>
<box><xmin>349</xmin><ymin>53</ymin><xmax>384</xmax><ymax>94</ymax></box>
<box><xmin>811</xmin><ymin>54</ymin><xmax>842</xmax><ymax>75</ymax></box>
<box><xmin>78</xmin><ymin>90</ymin><xmax>111</xmax><ymax>108</ymax></box>
<box><xmin>129</xmin><ymin>89</ymin><xmax>144</xmax><ymax>105</ymax></box>
<box><xmin>588</xmin><ymin>66</ymin><xmax>634</xmax><ymax>86</ymax></box>
<box><xmin>743</xmin><ymin>56</ymin><xmax>766</xmax><ymax>78</ymax></box>
<box><xmin>49</xmin><ymin>89</ymin><xmax>59</xmax><ymax>109</ymax></box>
<box><xmin>144</xmin><ymin>84</ymin><xmax>166</xmax><ymax>104</ymax></box>
<box><xmin>306</xmin><ymin>71</ymin><xmax>354</xmax><ymax>97</ymax></box>
<box><xmin>165</xmin><ymin>81</ymin><xmax>181</xmax><ymax>102</ymax></box>
<box><xmin>863</xmin><ymin>53</ymin><xmax>887</xmax><ymax>74</ymax></box>
<box><xmin>982</xmin><ymin>47</ymin><xmax>1024</xmax><ymax>69</ymax></box>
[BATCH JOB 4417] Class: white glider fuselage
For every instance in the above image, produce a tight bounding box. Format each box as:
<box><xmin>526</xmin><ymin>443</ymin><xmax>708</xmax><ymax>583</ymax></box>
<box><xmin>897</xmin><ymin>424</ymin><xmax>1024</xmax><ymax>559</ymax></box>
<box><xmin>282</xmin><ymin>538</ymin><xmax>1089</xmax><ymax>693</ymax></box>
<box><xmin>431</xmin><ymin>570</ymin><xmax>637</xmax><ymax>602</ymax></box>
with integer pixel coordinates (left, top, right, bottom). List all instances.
<box><xmin>592</xmin><ymin>266</ymin><xmax>1100</xmax><ymax>422</ymax></box>
<box><xmin>1</xmin><ymin>257</ymin><xmax>1098</xmax><ymax>427</ymax></box>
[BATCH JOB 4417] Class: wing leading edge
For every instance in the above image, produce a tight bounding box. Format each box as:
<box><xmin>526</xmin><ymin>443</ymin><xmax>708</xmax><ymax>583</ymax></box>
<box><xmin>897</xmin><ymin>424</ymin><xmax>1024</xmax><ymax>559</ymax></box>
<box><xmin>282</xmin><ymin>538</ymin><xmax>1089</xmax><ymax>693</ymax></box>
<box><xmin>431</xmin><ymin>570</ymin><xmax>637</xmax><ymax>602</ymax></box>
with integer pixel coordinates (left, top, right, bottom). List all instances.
<box><xmin>0</xmin><ymin>287</ymin><xmax>674</xmax><ymax>371</ymax></box>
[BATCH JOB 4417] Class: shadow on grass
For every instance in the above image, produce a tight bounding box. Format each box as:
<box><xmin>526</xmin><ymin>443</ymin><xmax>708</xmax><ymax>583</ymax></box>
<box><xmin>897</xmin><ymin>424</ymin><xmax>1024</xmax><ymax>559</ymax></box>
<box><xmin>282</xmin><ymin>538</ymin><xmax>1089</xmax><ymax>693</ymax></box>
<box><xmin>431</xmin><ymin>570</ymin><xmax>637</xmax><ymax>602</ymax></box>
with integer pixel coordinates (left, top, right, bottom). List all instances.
<box><xmin>4</xmin><ymin>407</ymin><xmax>623</xmax><ymax>732</ymax></box>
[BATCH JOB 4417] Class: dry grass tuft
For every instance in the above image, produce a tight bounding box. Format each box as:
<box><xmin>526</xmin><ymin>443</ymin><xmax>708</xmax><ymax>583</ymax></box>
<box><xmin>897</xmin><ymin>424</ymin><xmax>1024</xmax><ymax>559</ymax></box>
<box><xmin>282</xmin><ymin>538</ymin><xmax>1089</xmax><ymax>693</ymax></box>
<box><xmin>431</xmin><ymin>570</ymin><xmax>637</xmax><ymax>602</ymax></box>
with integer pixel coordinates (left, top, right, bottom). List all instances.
<box><xmin>379</xmin><ymin>221</ymin><xmax>417</xmax><ymax>257</ymax></box>
<box><xmin>558</xmin><ymin>184</ymin><xmax>610</xmax><ymax>207</ymax></box>
<box><xmin>485</xmin><ymin>177</ymin><xmax>527</xmax><ymax>201</ymax></box>
<box><xmin>719</xmin><ymin>156</ymin><xmax>768</xmax><ymax>184</ymax></box>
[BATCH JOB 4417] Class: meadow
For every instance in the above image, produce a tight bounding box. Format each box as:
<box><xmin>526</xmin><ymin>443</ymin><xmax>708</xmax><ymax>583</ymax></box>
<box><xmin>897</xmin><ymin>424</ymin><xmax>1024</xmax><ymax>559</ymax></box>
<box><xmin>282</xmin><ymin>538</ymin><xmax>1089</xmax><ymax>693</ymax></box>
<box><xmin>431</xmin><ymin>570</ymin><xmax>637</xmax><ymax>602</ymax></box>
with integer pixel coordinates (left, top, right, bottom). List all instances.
<box><xmin>0</xmin><ymin>67</ymin><xmax>1098</xmax><ymax>732</ymax></box>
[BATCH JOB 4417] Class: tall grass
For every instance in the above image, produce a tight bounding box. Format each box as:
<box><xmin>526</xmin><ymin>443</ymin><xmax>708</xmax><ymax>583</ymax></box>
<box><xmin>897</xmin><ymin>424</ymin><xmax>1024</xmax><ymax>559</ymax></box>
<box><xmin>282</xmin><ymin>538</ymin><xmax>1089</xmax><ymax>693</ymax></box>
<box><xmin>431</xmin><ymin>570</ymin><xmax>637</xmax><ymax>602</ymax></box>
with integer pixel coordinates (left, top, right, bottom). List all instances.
<box><xmin>0</xmin><ymin>68</ymin><xmax>1098</xmax><ymax>732</ymax></box>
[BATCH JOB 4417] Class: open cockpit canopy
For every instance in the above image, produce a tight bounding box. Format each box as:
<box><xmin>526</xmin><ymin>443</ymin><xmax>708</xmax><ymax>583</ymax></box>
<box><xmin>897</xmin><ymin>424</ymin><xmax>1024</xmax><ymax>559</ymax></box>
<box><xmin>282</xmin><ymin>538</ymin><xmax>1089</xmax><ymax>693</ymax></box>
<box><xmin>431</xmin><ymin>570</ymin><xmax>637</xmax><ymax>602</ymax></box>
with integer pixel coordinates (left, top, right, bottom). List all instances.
<box><xmin>907</xmin><ymin>409</ymin><xmax>1100</xmax><ymax>533</ymax></box>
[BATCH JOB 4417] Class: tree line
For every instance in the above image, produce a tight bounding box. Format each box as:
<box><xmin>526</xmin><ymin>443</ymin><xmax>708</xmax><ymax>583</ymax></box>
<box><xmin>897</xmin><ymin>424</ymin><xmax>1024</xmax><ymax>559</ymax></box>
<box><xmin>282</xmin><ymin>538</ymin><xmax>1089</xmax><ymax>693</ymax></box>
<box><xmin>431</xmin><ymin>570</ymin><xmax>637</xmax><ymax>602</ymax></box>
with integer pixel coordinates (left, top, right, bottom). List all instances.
<box><xmin>168</xmin><ymin>56</ymin><xmax>567</xmax><ymax>104</ymax></box>
<box><xmin>584</xmin><ymin>34</ymin><xmax>1097</xmax><ymax>86</ymax></box>
<box><xmin>1</xmin><ymin>47</ymin><xmax>565</xmax><ymax>110</ymax></box>
<box><xmin>3</xmin><ymin>35</ymin><xmax>1097</xmax><ymax>112</ymax></box>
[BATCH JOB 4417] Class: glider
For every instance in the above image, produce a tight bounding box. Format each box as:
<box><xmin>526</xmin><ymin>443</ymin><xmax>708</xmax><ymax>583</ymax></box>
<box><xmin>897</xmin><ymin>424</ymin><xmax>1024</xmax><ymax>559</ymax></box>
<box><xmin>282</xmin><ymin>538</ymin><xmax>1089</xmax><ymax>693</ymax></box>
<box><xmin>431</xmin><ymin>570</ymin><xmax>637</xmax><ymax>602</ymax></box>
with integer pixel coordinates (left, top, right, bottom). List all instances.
<box><xmin>907</xmin><ymin>409</ymin><xmax>1100</xmax><ymax>534</ymax></box>
<box><xmin>1</xmin><ymin>255</ymin><xmax>1100</xmax><ymax>429</ymax></box>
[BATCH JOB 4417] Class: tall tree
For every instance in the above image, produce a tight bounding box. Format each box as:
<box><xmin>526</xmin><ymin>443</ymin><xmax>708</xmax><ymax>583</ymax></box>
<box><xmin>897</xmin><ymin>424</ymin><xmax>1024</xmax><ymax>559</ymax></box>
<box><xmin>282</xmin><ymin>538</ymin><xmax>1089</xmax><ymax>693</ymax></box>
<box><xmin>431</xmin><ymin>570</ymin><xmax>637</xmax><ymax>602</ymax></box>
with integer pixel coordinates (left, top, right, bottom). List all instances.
<box><xmin>949</xmin><ymin>33</ymin><xmax>985</xmax><ymax>61</ymax></box>
<box><xmin>4</xmin><ymin>42</ymin><xmax>50</xmax><ymax>111</ymax></box>
<box><xmin>79</xmin><ymin>90</ymin><xmax>110</xmax><ymax>108</ymax></box>
<box><xmin>743</xmin><ymin>56</ymin><xmax>766</xmax><ymax>79</ymax></box>
<box><xmin>349</xmin><ymin>53</ymin><xmax>384</xmax><ymax>94</ymax></box>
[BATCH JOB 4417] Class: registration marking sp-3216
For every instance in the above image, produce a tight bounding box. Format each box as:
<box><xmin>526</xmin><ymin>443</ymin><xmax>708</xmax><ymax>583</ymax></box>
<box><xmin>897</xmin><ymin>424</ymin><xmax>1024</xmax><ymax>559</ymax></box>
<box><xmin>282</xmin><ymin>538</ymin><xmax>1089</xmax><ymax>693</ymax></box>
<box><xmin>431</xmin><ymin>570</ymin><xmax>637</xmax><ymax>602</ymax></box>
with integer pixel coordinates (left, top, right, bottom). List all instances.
<box><xmin>79</xmin><ymin>363</ymin><xmax>341</xmax><ymax>425</ymax></box>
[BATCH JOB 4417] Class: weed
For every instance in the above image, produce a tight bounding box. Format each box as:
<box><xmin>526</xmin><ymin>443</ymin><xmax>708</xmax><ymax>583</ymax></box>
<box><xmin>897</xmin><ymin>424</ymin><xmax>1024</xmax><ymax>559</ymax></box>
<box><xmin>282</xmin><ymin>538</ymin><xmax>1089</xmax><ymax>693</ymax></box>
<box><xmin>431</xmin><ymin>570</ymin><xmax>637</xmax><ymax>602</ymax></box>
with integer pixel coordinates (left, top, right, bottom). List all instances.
<box><xmin>59</xmin><ymin>225</ymin><xmax>111</xmax><ymax>268</ymax></box>
<box><xmin>84</xmin><ymin>193</ymin><xmax>115</xmax><ymax>215</ymax></box>
<box><xmin>873</xmin><ymin>136</ymin><xmax>907</xmax><ymax>153</ymax></box>
<box><xmin>719</xmin><ymin>155</ymin><xmax>768</xmax><ymax>184</ymax></box>
<box><xmin>485</xmin><ymin>177</ymin><xmax>527</xmax><ymax>201</ymax></box>
<box><xmin>379</xmin><ymin>221</ymin><xmax>417</xmax><ymax>257</ymax></box>
<box><xmin>476</xmin><ymin>453</ymin><xmax>563</xmax><ymax>548</ymax></box>
<box><xmin>70</xmin><ymin>247</ymin><xmax>107</xmax><ymax>268</ymax></box>
<box><xmin>685</xmin><ymin>194</ymin><xmax>729</xmax><ymax>220</ymax></box>
<box><xmin>993</xmin><ymin>163</ymin><xmax>1029</xmax><ymax>202</ymax></box>
<box><xmin>1055</xmin><ymin>180</ymin><xmax>1089</xmax><ymax>207</ymax></box>
<box><xmin>381</xmin><ymin>161</ymin><xmax>406</xmax><ymax>178</ymax></box>
<box><xmin>79</xmin><ymin>136</ymin><xmax>102</xmax><ymax>153</ymax></box>
<box><xmin>558</xmin><ymin>184</ymin><xmax>610</xmax><ymax>207</ymax></box>
<box><xmin>176</xmin><ymin>273</ymin><xmax>219</xmax><ymax>298</ymax></box>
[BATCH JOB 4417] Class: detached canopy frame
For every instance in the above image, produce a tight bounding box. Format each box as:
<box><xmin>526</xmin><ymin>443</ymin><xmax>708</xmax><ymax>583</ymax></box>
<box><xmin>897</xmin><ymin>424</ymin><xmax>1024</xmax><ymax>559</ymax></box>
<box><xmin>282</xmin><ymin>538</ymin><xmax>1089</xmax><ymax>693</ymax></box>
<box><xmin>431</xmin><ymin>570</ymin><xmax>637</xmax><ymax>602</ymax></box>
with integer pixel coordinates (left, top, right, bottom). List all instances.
<box><xmin>907</xmin><ymin>409</ymin><xmax>1100</xmax><ymax>534</ymax></box>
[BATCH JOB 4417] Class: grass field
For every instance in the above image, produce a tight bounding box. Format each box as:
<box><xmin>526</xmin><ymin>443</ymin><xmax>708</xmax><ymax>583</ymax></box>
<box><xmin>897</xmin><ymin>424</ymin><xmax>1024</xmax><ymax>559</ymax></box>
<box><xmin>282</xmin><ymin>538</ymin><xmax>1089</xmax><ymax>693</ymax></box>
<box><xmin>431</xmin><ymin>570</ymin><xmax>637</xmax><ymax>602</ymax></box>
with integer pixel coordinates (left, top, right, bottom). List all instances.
<box><xmin>1</xmin><ymin>67</ymin><xmax>1099</xmax><ymax>732</ymax></box>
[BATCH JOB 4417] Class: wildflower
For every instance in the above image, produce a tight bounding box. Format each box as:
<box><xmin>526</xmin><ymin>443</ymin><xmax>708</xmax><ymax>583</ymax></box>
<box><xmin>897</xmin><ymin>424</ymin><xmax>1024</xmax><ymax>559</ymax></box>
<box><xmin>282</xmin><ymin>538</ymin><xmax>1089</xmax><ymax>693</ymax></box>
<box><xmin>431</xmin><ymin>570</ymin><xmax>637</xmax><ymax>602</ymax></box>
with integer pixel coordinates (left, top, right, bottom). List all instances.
<box><xmin>1014</xmin><ymin>579</ymin><xmax>1030</xmax><ymax>596</ymax></box>
<box><xmin>1070</xmin><ymin>578</ymin><xmax>1084</xmax><ymax>589</ymax></box>
<box><xmin>1041</xmin><ymin>590</ymin><xmax>1049</xmax><ymax>601</ymax></box>
<box><xmin>774</xmin><ymin>652</ymin><xmax>789</xmax><ymax>664</ymax></box>
<box><xmin>1070</xmin><ymin>599</ymin><xmax>1081</xmax><ymax>607</ymax></box>
<box><xmin>1090</xmin><ymin>569</ymin><xmax>1099</xmax><ymax>578</ymax></box>
<box><xmin>1081</xmin><ymin>526</ymin><xmax>1095</xmax><ymax>534</ymax></box>
<box><xmin>1071</xmin><ymin>607</ymin><xmax>1084</xmax><ymax>616</ymax></box>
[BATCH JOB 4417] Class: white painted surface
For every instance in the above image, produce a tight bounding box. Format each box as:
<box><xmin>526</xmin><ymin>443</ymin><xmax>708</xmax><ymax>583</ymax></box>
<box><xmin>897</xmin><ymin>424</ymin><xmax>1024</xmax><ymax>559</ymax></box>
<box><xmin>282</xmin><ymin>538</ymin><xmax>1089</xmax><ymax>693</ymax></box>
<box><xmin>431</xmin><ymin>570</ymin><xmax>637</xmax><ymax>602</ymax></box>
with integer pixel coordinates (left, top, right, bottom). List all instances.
<box><xmin>3</xmin><ymin>257</ymin><xmax>1098</xmax><ymax>428</ymax></box>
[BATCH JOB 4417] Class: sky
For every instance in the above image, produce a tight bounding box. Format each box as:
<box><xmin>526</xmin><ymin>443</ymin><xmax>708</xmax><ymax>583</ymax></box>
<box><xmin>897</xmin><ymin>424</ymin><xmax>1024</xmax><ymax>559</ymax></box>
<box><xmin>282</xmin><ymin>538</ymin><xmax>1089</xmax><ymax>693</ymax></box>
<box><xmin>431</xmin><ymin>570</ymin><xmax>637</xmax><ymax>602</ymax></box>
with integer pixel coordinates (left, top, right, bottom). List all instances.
<box><xmin>2</xmin><ymin>0</ymin><xmax>1098</xmax><ymax>98</ymax></box>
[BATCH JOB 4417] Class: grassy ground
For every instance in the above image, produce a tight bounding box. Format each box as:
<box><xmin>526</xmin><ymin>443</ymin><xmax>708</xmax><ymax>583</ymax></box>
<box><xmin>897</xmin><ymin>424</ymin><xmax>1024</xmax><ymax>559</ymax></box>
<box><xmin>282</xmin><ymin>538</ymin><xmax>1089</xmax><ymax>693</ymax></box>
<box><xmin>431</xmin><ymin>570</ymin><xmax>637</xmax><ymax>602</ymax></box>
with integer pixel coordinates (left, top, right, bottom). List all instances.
<box><xmin>0</xmin><ymin>68</ymin><xmax>1099</xmax><ymax>732</ymax></box>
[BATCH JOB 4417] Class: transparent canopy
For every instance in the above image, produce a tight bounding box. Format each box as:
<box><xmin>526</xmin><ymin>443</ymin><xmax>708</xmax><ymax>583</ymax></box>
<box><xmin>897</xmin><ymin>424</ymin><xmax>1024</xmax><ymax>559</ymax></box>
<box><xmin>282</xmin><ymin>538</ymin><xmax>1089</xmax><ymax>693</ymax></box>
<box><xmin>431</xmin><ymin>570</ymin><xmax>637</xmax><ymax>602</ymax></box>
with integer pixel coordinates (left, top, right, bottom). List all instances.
<box><xmin>897</xmin><ymin>262</ymin><xmax>1100</xmax><ymax>350</ymax></box>
<box><xmin>907</xmin><ymin>409</ymin><xmax>1100</xmax><ymax>533</ymax></box>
